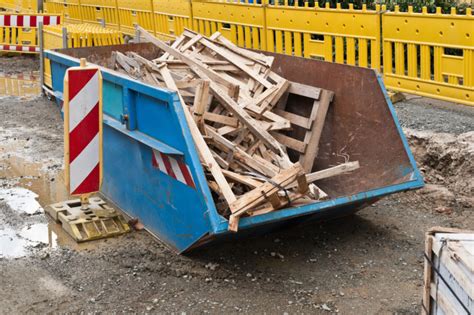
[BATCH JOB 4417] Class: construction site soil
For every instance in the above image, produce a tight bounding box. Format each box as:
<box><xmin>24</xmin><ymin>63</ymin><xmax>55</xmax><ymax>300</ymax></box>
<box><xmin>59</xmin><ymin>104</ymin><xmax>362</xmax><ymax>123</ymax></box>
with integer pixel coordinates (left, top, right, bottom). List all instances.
<box><xmin>1</xmin><ymin>56</ymin><xmax>473</xmax><ymax>314</ymax></box>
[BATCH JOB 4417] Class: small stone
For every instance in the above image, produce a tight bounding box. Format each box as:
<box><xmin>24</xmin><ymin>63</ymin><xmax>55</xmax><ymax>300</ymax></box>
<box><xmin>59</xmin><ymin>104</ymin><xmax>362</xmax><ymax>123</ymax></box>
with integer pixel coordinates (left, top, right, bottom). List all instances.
<box><xmin>322</xmin><ymin>304</ymin><xmax>331</xmax><ymax>311</ymax></box>
<box><xmin>246</xmin><ymin>273</ymin><xmax>252</xmax><ymax>278</ymax></box>
<box><xmin>152</xmin><ymin>298</ymin><xmax>159</xmax><ymax>304</ymax></box>
<box><xmin>146</xmin><ymin>306</ymin><xmax>154</xmax><ymax>311</ymax></box>
<box><xmin>205</xmin><ymin>263</ymin><xmax>219</xmax><ymax>271</ymax></box>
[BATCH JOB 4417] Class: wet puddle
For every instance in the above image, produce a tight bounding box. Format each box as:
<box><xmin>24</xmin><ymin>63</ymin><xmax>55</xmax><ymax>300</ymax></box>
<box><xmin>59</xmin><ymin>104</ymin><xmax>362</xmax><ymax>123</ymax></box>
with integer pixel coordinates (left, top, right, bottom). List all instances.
<box><xmin>0</xmin><ymin>149</ymin><xmax>102</xmax><ymax>259</ymax></box>
<box><xmin>0</xmin><ymin>72</ymin><xmax>41</xmax><ymax>99</ymax></box>
<box><xmin>0</xmin><ymin>187</ymin><xmax>58</xmax><ymax>258</ymax></box>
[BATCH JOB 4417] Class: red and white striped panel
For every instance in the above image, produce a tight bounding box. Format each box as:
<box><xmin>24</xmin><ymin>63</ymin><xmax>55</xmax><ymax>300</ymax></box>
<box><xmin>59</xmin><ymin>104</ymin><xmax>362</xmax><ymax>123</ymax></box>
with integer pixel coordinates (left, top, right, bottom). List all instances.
<box><xmin>0</xmin><ymin>15</ymin><xmax>61</xmax><ymax>27</ymax></box>
<box><xmin>0</xmin><ymin>44</ymin><xmax>39</xmax><ymax>53</ymax></box>
<box><xmin>66</xmin><ymin>68</ymin><xmax>101</xmax><ymax>195</ymax></box>
<box><xmin>152</xmin><ymin>149</ymin><xmax>195</xmax><ymax>188</ymax></box>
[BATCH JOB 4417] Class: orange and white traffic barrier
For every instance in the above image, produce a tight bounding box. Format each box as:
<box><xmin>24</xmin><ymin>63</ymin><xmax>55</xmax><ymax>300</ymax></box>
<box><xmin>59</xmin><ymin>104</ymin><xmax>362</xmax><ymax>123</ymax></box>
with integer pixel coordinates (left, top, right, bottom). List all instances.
<box><xmin>63</xmin><ymin>59</ymin><xmax>103</xmax><ymax>196</ymax></box>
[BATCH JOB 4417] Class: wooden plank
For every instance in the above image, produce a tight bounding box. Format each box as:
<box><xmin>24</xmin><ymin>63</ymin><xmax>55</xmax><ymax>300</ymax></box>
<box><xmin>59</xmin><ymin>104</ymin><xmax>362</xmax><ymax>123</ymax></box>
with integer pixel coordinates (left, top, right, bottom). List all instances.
<box><xmin>178</xmin><ymin>34</ymin><xmax>203</xmax><ymax>52</ymax></box>
<box><xmin>209</xmin><ymin>82</ymin><xmax>283</xmax><ymax>153</ymax></box>
<box><xmin>205</xmin><ymin>126</ymin><xmax>236</xmax><ymax>153</ymax></box>
<box><xmin>255</xmin><ymin>79</ymin><xmax>290</xmax><ymax>114</ymax></box>
<box><xmin>306</xmin><ymin>161</ymin><xmax>360</xmax><ymax>183</ymax></box>
<box><xmin>155</xmin><ymin>35</ymin><xmax>187</xmax><ymax>62</ymax></box>
<box><xmin>289</xmin><ymin>81</ymin><xmax>321</xmax><ymax>100</ymax></box>
<box><xmin>222</xmin><ymin>170</ymin><xmax>261</xmax><ymax>189</ymax></box>
<box><xmin>273</xmin><ymin>108</ymin><xmax>312</xmax><ymax>129</ymax></box>
<box><xmin>211</xmin><ymin>30</ymin><xmax>273</xmax><ymax>67</ymax></box>
<box><xmin>137</xmin><ymin>26</ymin><xmax>238</xmax><ymax>92</ymax></box>
<box><xmin>183</xmin><ymin>30</ymin><xmax>273</xmax><ymax>89</ymax></box>
<box><xmin>271</xmin><ymin>132</ymin><xmax>306</xmax><ymax>153</ymax></box>
<box><xmin>158</xmin><ymin>66</ymin><xmax>237</xmax><ymax>205</ymax></box>
<box><xmin>217</xmin><ymin>125</ymin><xmax>237</xmax><ymax>136</ymax></box>
<box><xmin>203</xmin><ymin>112</ymin><xmax>239</xmax><ymax>128</ymax></box>
<box><xmin>128</xmin><ymin>52</ymin><xmax>165</xmax><ymax>79</ymax></box>
<box><xmin>211</xmin><ymin>150</ymin><xmax>230</xmax><ymax>169</ymax></box>
<box><xmin>115</xmin><ymin>51</ymin><xmax>137</xmax><ymax>77</ymax></box>
<box><xmin>228</xmin><ymin>163</ymin><xmax>304</xmax><ymax>232</ymax></box>
<box><xmin>234</xmin><ymin>148</ymin><xmax>279</xmax><ymax>178</ymax></box>
<box><xmin>286</xmin><ymin>161</ymin><xmax>360</xmax><ymax>189</ymax></box>
<box><xmin>175</xmin><ymin>79</ymin><xmax>202</xmax><ymax>89</ymax></box>
<box><xmin>192</xmin><ymin>80</ymin><xmax>210</xmax><ymax>131</ymax></box>
<box><xmin>299</xmin><ymin>90</ymin><xmax>334</xmax><ymax>172</ymax></box>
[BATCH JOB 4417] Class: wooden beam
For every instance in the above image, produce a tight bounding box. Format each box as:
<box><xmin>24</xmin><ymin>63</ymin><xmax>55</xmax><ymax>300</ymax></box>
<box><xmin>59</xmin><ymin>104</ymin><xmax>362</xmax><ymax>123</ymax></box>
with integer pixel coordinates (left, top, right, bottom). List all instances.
<box><xmin>222</xmin><ymin>170</ymin><xmax>261</xmax><ymax>189</ymax></box>
<box><xmin>209</xmin><ymin>83</ymin><xmax>283</xmax><ymax>153</ymax></box>
<box><xmin>287</xmin><ymin>161</ymin><xmax>360</xmax><ymax>189</ymax></box>
<box><xmin>271</xmin><ymin>132</ymin><xmax>307</xmax><ymax>153</ymax></box>
<box><xmin>203</xmin><ymin>112</ymin><xmax>239</xmax><ymax>128</ymax></box>
<box><xmin>192</xmin><ymin>80</ymin><xmax>210</xmax><ymax>131</ymax></box>
<box><xmin>137</xmin><ymin>26</ymin><xmax>238</xmax><ymax>92</ymax></box>
<box><xmin>288</xmin><ymin>81</ymin><xmax>322</xmax><ymax>100</ymax></box>
<box><xmin>306</xmin><ymin>161</ymin><xmax>360</xmax><ymax>183</ymax></box>
<box><xmin>211</xmin><ymin>30</ymin><xmax>273</xmax><ymax>67</ymax></box>
<box><xmin>228</xmin><ymin>163</ymin><xmax>304</xmax><ymax>232</ymax></box>
<box><xmin>273</xmin><ymin>108</ymin><xmax>312</xmax><ymax>129</ymax></box>
<box><xmin>158</xmin><ymin>65</ymin><xmax>237</xmax><ymax>205</ymax></box>
<box><xmin>183</xmin><ymin>30</ymin><xmax>273</xmax><ymax>89</ymax></box>
<box><xmin>299</xmin><ymin>90</ymin><xmax>334</xmax><ymax>172</ymax></box>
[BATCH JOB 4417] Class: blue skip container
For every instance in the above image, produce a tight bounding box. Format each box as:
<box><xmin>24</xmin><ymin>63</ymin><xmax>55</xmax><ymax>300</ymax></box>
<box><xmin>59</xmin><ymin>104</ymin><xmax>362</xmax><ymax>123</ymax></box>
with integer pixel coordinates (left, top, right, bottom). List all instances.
<box><xmin>45</xmin><ymin>43</ymin><xmax>424</xmax><ymax>253</ymax></box>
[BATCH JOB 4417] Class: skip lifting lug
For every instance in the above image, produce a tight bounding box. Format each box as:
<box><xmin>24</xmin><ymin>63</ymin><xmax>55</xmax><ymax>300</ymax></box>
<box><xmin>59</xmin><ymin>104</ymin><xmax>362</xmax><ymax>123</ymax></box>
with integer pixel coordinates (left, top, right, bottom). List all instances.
<box><xmin>120</xmin><ymin>114</ymin><xmax>129</xmax><ymax>127</ymax></box>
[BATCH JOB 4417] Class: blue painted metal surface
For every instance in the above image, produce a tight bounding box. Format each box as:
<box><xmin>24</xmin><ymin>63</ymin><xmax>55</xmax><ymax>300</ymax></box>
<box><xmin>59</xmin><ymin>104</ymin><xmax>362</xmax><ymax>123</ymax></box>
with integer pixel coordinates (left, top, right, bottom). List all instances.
<box><xmin>45</xmin><ymin>47</ymin><xmax>424</xmax><ymax>253</ymax></box>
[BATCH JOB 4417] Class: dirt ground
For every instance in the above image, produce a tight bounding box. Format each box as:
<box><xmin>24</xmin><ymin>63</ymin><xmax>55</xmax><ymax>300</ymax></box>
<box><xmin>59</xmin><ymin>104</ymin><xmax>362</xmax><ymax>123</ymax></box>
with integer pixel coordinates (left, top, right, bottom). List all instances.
<box><xmin>1</xmin><ymin>55</ymin><xmax>473</xmax><ymax>314</ymax></box>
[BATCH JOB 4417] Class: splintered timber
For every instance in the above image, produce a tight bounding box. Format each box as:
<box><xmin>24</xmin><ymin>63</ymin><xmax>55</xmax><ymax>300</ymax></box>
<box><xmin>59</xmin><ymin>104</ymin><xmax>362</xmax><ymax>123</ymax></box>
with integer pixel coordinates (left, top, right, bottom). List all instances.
<box><xmin>113</xmin><ymin>27</ymin><xmax>360</xmax><ymax>232</ymax></box>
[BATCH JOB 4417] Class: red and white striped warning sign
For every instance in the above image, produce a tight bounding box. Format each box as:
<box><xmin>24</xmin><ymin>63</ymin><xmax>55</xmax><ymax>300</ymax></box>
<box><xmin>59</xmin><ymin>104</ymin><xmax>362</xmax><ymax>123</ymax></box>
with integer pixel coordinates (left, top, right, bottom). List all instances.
<box><xmin>0</xmin><ymin>44</ymin><xmax>39</xmax><ymax>53</ymax></box>
<box><xmin>0</xmin><ymin>14</ymin><xmax>61</xmax><ymax>27</ymax></box>
<box><xmin>64</xmin><ymin>64</ymin><xmax>102</xmax><ymax>196</ymax></box>
<box><xmin>152</xmin><ymin>149</ymin><xmax>195</xmax><ymax>188</ymax></box>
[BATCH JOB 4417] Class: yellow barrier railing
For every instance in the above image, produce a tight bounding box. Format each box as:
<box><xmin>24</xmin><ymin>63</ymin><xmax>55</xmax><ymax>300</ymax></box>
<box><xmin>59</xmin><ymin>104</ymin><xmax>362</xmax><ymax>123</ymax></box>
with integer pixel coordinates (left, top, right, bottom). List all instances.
<box><xmin>3</xmin><ymin>0</ymin><xmax>473</xmax><ymax>106</ymax></box>
<box><xmin>267</xmin><ymin>2</ymin><xmax>381</xmax><ymax>70</ymax></box>
<box><xmin>43</xmin><ymin>0</ymin><xmax>82</xmax><ymax>24</ymax></box>
<box><xmin>116</xmin><ymin>0</ymin><xmax>155</xmax><ymax>36</ymax></box>
<box><xmin>192</xmin><ymin>0</ymin><xmax>266</xmax><ymax>50</ymax></box>
<box><xmin>153</xmin><ymin>0</ymin><xmax>192</xmax><ymax>40</ymax></box>
<box><xmin>43</xmin><ymin>23</ymin><xmax>124</xmax><ymax>86</ymax></box>
<box><xmin>0</xmin><ymin>0</ymin><xmax>38</xmax><ymax>13</ymax></box>
<box><xmin>382</xmin><ymin>6</ymin><xmax>473</xmax><ymax>105</ymax></box>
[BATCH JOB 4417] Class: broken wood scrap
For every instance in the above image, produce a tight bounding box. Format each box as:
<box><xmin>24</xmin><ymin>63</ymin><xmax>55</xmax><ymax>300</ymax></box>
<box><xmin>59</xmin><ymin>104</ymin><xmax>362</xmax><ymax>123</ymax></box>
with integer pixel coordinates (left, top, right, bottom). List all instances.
<box><xmin>159</xmin><ymin>65</ymin><xmax>237</xmax><ymax>206</ymax></box>
<box><xmin>228</xmin><ymin>163</ymin><xmax>307</xmax><ymax>232</ymax></box>
<box><xmin>113</xmin><ymin>27</ymin><xmax>361</xmax><ymax>231</ymax></box>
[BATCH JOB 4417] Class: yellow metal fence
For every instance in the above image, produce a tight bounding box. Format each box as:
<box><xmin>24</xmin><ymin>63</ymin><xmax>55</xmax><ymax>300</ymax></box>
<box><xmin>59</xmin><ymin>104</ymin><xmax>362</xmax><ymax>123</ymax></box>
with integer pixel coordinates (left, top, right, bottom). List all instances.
<box><xmin>0</xmin><ymin>0</ymin><xmax>38</xmax><ymax>13</ymax></box>
<box><xmin>43</xmin><ymin>23</ymin><xmax>124</xmax><ymax>86</ymax></box>
<box><xmin>383</xmin><ymin>6</ymin><xmax>473</xmax><ymax>104</ymax></box>
<box><xmin>2</xmin><ymin>0</ymin><xmax>473</xmax><ymax>105</ymax></box>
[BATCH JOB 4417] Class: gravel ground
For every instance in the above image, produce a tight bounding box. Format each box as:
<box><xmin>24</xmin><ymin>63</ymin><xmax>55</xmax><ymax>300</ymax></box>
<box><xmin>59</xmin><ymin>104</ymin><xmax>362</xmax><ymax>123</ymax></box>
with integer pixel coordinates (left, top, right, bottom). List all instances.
<box><xmin>394</xmin><ymin>95</ymin><xmax>474</xmax><ymax>135</ymax></box>
<box><xmin>0</xmin><ymin>56</ymin><xmax>473</xmax><ymax>314</ymax></box>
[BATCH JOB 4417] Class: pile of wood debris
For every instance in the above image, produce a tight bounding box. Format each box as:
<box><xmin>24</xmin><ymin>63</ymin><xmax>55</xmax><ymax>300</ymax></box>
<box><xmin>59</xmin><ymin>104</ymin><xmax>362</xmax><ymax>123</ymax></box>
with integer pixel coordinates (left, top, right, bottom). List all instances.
<box><xmin>113</xmin><ymin>26</ymin><xmax>359</xmax><ymax>231</ymax></box>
